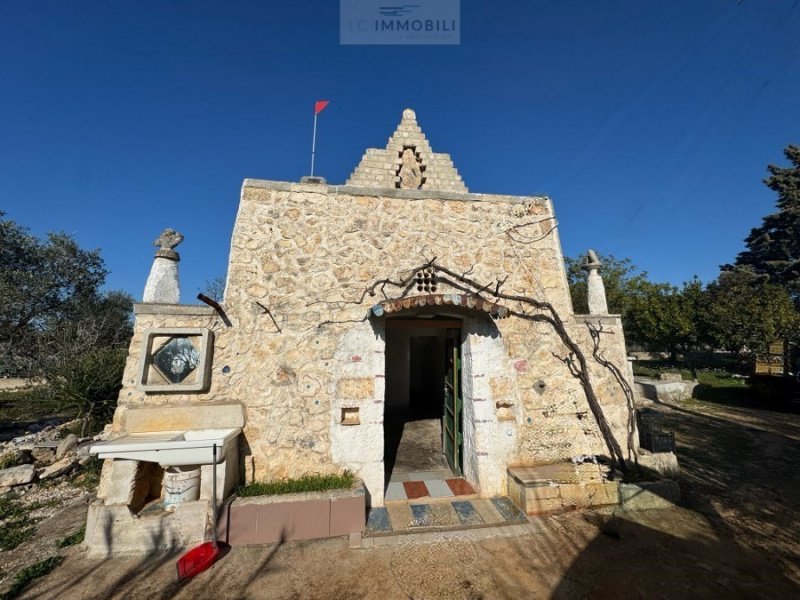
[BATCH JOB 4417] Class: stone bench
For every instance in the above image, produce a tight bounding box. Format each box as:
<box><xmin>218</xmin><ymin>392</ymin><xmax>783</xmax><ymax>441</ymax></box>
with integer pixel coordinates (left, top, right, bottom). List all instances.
<box><xmin>507</xmin><ymin>462</ymin><xmax>619</xmax><ymax>515</ymax></box>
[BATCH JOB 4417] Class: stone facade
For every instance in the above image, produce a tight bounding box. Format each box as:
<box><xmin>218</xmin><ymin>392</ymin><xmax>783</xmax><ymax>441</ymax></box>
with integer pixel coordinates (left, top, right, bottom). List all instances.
<box><xmin>107</xmin><ymin>110</ymin><xmax>636</xmax><ymax>508</ymax></box>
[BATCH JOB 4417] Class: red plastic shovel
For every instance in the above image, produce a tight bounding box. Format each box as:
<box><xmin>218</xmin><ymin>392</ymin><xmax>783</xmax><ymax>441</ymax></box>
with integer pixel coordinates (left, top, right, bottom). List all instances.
<box><xmin>177</xmin><ymin>443</ymin><xmax>227</xmax><ymax>581</ymax></box>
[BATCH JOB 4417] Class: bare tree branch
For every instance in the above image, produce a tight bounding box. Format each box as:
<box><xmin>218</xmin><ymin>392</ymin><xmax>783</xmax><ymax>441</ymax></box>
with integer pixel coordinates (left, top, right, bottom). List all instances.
<box><xmin>304</xmin><ymin>258</ymin><xmax>631</xmax><ymax>473</ymax></box>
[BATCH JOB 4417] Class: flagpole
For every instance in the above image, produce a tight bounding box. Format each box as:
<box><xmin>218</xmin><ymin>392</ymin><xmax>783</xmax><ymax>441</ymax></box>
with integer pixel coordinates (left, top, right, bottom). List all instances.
<box><xmin>310</xmin><ymin>111</ymin><xmax>318</xmax><ymax>177</ymax></box>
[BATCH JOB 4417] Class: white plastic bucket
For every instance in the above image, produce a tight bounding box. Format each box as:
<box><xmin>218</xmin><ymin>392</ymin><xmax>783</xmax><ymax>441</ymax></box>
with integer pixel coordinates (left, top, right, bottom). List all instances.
<box><xmin>163</xmin><ymin>465</ymin><xmax>201</xmax><ymax>507</ymax></box>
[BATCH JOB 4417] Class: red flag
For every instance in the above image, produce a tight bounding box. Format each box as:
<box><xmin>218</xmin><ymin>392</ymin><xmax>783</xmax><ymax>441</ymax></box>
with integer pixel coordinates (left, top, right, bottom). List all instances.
<box><xmin>314</xmin><ymin>100</ymin><xmax>329</xmax><ymax>114</ymax></box>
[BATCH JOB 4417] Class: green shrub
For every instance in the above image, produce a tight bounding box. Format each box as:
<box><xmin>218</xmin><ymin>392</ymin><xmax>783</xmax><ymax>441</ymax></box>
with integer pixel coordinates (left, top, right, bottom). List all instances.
<box><xmin>0</xmin><ymin>555</ymin><xmax>63</xmax><ymax>600</ymax></box>
<box><xmin>238</xmin><ymin>471</ymin><xmax>355</xmax><ymax>497</ymax></box>
<box><xmin>0</xmin><ymin>451</ymin><xmax>25</xmax><ymax>470</ymax></box>
<box><xmin>57</xmin><ymin>525</ymin><xmax>85</xmax><ymax>548</ymax></box>
<box><xmin>46</xmin><ymin>347</ymin><xmax>126</xmax><ymax>436</ymax></box>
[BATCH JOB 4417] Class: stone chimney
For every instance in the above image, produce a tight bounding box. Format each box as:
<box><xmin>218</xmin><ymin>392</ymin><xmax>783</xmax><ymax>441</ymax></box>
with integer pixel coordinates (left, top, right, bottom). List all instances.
<box><xmin>581</xmin><ymin>249</ymin><xmax>608</xmax><ymax>316</ymax></box>
<box><xmin>143</xmin><ymin>228</ymin><xmax>183</xmax><ymax>304</ymax></box>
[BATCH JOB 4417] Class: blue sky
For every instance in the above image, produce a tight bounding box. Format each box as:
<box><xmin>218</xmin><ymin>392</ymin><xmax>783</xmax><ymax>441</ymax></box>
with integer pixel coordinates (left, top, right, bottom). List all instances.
<box><xmin>2</xmin><ymin>0</ymin><xmax>799</xmax><ymax>302</ymax></box>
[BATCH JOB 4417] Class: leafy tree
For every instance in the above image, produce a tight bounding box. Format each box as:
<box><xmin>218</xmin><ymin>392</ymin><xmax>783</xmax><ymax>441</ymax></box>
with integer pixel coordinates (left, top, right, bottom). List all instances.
<box><xmin>704</xmin><ymin>267</ymin><xmax>799</xmax><ymax>357</ymax></box>
<box><xmin>0</xmin><ymin>213</ymin><xmax>133</xmax><ymax>433</ymax></box>
<box><xmin>0</xmin><ymin>212</ymin><xmax>107</xmax><ymax>370</ymax></box>
<box><xmin>625</xmin><ymin>279</ymin><xmax>705</xmax><ymax>361</ymax></box>
<box><xmin>734</xmin><ymin>145</ymin><xmax>800</xmax><ymax>301</ymax></box>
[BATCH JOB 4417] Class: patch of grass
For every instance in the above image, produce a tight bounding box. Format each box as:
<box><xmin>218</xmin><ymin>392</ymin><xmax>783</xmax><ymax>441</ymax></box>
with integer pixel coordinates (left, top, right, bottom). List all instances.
<box><xmin>0</xmin><ymin>497</ymin><xmax>25</xmax><ymax>520</ymax></box>
<box><xmin>0</xmin><ymin>525</ymin><xmax>36</xmax><ymax>552</ymax></box>
<box><xmin>74</xmin><ymin>457</ymin><xmax>103</xmax><ymax>490</ymax></box>
<box><xmin>57</xmin><ymin>525</ymin><xmax>85</xmax><ymax>548</ymax></box>
<box><xmin>238</xmin><ymin>471</ymin><xmax>355</xmax><ymax>497</ymax></box>
<box><xmin>633</xmin><ymin>364</ymin><xmax>694</xmax><ymax>380</ymax></box>
<box><xmin>0</xmin><ymin>555</ymin><xmax>63</xmax><ymax>600</ymax></box>
<box><xmin>0</xmin><ymin>497</ymin><xmax>40</xmax><ymax>551</ymax></box>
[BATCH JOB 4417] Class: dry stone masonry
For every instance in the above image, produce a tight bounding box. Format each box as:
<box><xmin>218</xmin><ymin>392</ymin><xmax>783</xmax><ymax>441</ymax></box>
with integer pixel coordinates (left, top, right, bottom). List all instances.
<box><xmin>95</xmin><ymin>109</ymin><xmax>638</xmax><ymax>535</ymax></box>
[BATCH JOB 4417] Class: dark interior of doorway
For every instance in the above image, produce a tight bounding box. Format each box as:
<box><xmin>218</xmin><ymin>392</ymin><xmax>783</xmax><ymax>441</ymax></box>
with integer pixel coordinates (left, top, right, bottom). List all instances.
<box><xmin>384</xmin><ymin>320</ymin><xmax>461</xmax><ymax>482</ymax></box>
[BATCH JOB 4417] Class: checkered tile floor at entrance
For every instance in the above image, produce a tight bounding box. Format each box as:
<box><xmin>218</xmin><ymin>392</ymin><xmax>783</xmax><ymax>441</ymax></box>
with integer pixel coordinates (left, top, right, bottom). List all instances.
<box><xmin>385</xmin><ymin>469</ymin><xmax>476</xmax><ymax>502</ymax></box>
<box><xmin>367</xmin><ymin>470</ymin><xmax>527</xmax><ymax>536</ymax></box>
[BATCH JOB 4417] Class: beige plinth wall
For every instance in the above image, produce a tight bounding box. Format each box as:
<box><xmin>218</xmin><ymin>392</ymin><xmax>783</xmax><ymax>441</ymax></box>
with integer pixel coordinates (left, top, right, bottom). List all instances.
<box><xmin>104</xmin><ymin>176</ymin><xmax>636</xmax><ymax>509</ymax></box>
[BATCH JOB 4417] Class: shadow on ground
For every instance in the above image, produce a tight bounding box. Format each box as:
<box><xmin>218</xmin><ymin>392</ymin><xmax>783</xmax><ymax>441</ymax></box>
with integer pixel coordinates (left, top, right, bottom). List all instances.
<box><xmin>17</xmin><ymin>397</ymin><xmax>800</xmax><ymax>599</ymax></box>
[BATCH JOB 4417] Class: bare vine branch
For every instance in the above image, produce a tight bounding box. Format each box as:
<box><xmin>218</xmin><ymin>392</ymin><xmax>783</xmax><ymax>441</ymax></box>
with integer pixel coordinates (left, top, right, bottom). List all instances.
<box><xmin>305</xmin><ymin>258</ymin><xmax>630</xmax><ymax>473</ymax></box>
<box><xmin>255</xmin><ymin>302</ymin><xmax>282</xmax><ymax>333</ymax></box>
<box><xmin>587</xmin><ymin>322</ymin><xmax>639</xmax><ymax>463</ymax></box>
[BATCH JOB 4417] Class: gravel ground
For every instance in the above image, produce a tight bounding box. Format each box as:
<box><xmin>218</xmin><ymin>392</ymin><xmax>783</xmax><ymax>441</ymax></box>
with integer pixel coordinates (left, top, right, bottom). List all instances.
<box><xmin>4</xmin><ymin>397</ymin><xmax>800</xmax><ymax>599</ymax></box>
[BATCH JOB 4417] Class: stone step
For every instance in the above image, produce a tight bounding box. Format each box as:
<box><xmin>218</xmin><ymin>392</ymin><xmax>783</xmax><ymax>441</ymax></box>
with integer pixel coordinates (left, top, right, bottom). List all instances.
<box><xmin>365</xmin><ymin>496</ymin><xmax>526</xmax><ymax>537</ymax></box>
<box><xmin>507</xmin><ymin>463</ymin><xmax>620</xmax><ymax>515</ymax></box>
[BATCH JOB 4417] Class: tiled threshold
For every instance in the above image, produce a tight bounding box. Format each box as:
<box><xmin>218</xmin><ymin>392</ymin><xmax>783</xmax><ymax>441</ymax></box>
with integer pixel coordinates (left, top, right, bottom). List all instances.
<box><xmin>365</xmin><ymin>496</ymin><xmax>527</xmax><ymax>538</ymax></box>
<box><xmin>385</xmin><ymin>469</ymin><xmax>477</xmax><ymax>502</ymax></box>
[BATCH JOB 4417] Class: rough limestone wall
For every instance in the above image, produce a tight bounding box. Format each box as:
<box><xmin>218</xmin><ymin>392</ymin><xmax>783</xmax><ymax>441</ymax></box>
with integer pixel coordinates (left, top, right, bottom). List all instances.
<box><xmin>112</xmin><ymin>309</ymin><xmax>236</xmax><ymax>434</ymax></box>
<box><xmin>568</xmin><ymin>315</ymin><xmax>634</xmax><ymax>460</ymax></box>
<box><xmin>499</xmin><ymin>319</ymin><xmax>602</xmax><ymax>464</ymax></box>
<box><xmin>221</xmin><ymin>181</ymin><xmax>578</xmax><ymax>487</ymax></box>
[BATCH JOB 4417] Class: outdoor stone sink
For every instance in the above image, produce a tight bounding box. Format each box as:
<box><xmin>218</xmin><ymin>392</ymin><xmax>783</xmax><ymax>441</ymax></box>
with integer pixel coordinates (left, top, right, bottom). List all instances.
<box><xmin>89</xmin><ymin>428</ymin><xmax>240</xmax><ymax>466</ymax></box>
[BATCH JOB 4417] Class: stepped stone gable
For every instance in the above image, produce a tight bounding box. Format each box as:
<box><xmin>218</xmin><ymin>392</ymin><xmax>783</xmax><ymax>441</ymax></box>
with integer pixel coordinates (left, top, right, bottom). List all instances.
<box><xmin>346</xmin><ymin>108</ymin><xmax>468</xmax><ymax>193</ymax></box>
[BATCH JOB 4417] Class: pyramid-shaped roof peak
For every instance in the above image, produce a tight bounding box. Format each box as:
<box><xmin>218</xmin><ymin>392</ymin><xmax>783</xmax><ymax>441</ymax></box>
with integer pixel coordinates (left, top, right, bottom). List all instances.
<box><xmin>346</xmin><ymin>109</ymin><xmax>468</xmax><ymax>193</ymax></box>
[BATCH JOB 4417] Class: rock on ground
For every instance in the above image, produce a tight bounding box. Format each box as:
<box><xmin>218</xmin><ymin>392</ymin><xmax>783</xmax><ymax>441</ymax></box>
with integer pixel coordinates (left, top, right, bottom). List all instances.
<box><xmin>0</xmin><ymin>463</ymin><xmax>35</xmax><ymax>487</ymax></box>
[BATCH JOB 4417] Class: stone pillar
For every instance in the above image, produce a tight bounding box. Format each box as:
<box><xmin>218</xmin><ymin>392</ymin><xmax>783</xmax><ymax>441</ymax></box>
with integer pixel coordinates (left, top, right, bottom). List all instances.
<box><xmin>143</xmin><ymin>228</ymin><xmax>184</xmax><ymax>304</ymax></box>
<box><xmin>582</xmin><ymin>249</ymin><xmax>608</xmax><ymax>316</ymax></box>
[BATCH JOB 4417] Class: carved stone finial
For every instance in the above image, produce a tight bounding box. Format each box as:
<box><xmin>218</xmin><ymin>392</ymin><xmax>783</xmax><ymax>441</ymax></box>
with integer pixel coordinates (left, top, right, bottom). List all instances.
<box><xmin>143</xmin><ymin>228</ymin><xmax>182</xmax><ymax>303</ymax></box>
<box><xmin>581</xmin><ymin>249</ymin><xmax>608</xmax><ymax>315</ymax></box>
<box><xmin>153</xmin><ymin>228</ymin><xmax>184</xmax><ymax>260</ymax></box>
<box><xmin>398</xmin><ymin>148</ymin><xmax>423</xmax><ymax>189</ymax></box>
<box><xmin>581</xmin><ymin>248</ymin><xmax>602</xmax><ymax>271</ymax></box>
<box><xmin>402</xmin><ymin>108</ymin><xmax>416</xmax><ymax>121</ymax></box>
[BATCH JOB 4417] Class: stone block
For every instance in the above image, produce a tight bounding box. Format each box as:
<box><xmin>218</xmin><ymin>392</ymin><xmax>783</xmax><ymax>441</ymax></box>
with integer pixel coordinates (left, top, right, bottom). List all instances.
<box><xmin>619</xmin><ymin>480</ymin><xmax>680</xmax><ymax>510</ymax></box>
<box><xmin>56</xmin><ymin>434</ymin><xmax>78</xmax><ymax>460</ymax></box>
<box><xmin>584</xmin><ymin>481</ymin><xmax>620</xmax><ymax>506</ymax></box>
<box><xmin>85</xmin><ymin>500</ymin><xmax>209</xmax><ymax>558</ymax></box>
<box><xmin>0</xmin><ymin>464</ymin><xmax>35</xmax><ymax>487</ymax></box>
<box><xmin>637</xmin><ymin>451</ymin><xmax>680</xmax><ymax>478</ymax></box>
<box><xmin>104</xmin><ymin>459</ymin><xmax>139</xmax><ymax>505</ymax></box>
<box><xmin>558</xmin><ymin>483</ymin><xmax>590</xmax><ymax>508</ymax></box>
<box><xmin>525</xmin><ymin>484</ymin><xmax>561</xmax><ymax>501</ymax></box>
<box><xmin>526</xmin><ymin>495</ymin><xmax>564</xmax><ymax>514</ymax></box>
<box><xmin>123</xmin><ymin>403</ymin><xmax>246</xmax><ymax>433</ymax></box>
<box><xmin>335</xmin><ymin>378</ymin><xmax>375</xmax><ymax>400</ymax></box>
<box><xmin>39</xmin><ymin>457</ymin><xmax>75</xmax><ymax>480</ymax></box>
<box><xmin>489</xmin><ymin>376</ymin><xmax>514</xmax><ymax>399</ymax></box>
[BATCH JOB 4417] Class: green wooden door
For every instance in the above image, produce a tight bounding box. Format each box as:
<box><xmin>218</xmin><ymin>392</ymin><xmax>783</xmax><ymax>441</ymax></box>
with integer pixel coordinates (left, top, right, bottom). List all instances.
<box><xmin>443</xmin><ymin>336</ymin><xmax>462</xmax><ymax>476</ymax></box>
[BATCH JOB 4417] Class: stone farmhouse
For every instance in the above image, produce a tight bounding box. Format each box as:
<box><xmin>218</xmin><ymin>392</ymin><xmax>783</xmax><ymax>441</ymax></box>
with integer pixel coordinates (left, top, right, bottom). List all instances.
<box><xmin>86</xmin><ymin>109</ymin><xmax>638</xmax><ymax>553</ymax></box>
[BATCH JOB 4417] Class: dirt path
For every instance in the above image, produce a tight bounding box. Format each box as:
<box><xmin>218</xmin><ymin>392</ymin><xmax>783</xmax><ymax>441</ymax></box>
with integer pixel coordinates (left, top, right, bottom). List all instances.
<box><xmin>10</xmin><ymin>397</ymin><xmax>800</xmax><ymax>599</ymax></box>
